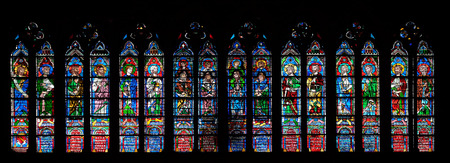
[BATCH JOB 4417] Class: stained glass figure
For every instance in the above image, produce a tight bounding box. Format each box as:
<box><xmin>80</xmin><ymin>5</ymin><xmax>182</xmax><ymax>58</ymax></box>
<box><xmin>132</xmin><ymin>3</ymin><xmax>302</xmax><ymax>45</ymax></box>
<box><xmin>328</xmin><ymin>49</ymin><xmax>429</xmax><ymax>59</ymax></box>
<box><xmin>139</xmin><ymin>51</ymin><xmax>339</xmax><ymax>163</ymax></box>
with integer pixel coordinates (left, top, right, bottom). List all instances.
<box><xmin>90</xmin><ymin>41</ymin><xmax>110</xmax><ymax>152</ymax></box>
<box><xmin>306</xmin><ymin>40</ymin><xmax>326</xmax><ymax>152</ymax></box>
<box><xmin>390</xmin><ymin>40</ymin><xmax>409</xmax><ymax>152</ymax></box>
<box><xmin>65</xmin><ymin>41</ymin><xmax>84</xmax><ymax>153</ymax></box>
<box><xmin>281</xmin><ymin>41</ymin><xmax>301</xmax><ymax>152</ymax></box>
<box><xmin>144</xmin><ymin>41</ymin><xmax>165</xmax><ymax>152</ymax></box>
<box><xmin>119</xmin><ymin>41</ymin><xmax>139</xmax><ymax>152</ymax></box>
<box><xmin>416</xmin><ymin>40</ymin><xmax>434</xmax><ymax>152</ymax></box>
<box><xmin>36</xmin><ymin>41</ymin><xmax>55</xmax><ymax>153</ymax></box>
<box><xmin>336</xmin><ymin>41</ymin><xmax>355</xmax><ymax>152</ymax></box>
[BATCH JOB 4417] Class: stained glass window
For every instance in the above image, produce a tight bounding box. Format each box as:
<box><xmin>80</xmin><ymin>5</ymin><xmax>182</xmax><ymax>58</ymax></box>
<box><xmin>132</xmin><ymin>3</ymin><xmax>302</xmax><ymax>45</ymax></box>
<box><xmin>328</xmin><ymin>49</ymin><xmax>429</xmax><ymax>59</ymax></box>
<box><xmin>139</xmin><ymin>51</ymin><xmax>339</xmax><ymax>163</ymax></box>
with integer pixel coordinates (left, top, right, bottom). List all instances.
<box><xmin>173</xmin><ymin>41</ymin><xmax>194</xmax><ymax>152</ymax></box>
<box><xmin>119</xmin><ymin>41</ymin><xmax>140</xmax><ymax>152</ymax></box>
<box><xmin>144</xmin><ymin>41</ymin><xmax>165</xmax><ymax>152</ymax></box>
<box><xmin>336</xmin><ymin>41</ymin><xmax>355</xmax><ymax>152</ymax></box>
<box><xmin>65</xmin><ymin>40</ymin><xmax>85</xmax><ymax>153</ymax></box>
<box><xmin>252</xmin><ymin>41</ymin><xmax>272</xmax><ymax>152</ymax></box>
<box><xmin>11</xmin><ymin>42</ymin><xmax>30</xmax><ymax>153</ymax></box>
<box><xmin>361</xmin><ymin>41</ymin><xmax>380</xmax><ymax>152</ymax></box>
<box><xmin>90</xmin><ymin>41</ymin><xmax>110</xmax><ymax>152</ymax></box>
<box><xmin>306</xmin><ymin>40</ymin><xmax>326</xmax><ymax>152</ymax></box>
<box><xmin>227</xmin><ymin>41</ymin><xmax>247</xmax><ymax>152</ymax></box>
<box><xmin>198</xmin><ymin>41</ymin><xmax>218</xmax><ymax>152</ymax></box>
<box><xmin>36</xmin><ymin>41</ymin><xmax>55</xmax><ymax>153</ymax></box>
<box><xmin>390</xmin><ymin>40</ymin><xmax>409</xmax><ymax>152</ymax></box>
<box><xmin>416</xmin><ymin>40</ymin><xmax>434</xmax><ymax>152</ymax></box>
<box><xmin>281</xmin><ymin>41</ymin><xmax>301</xmax><ymax>152</ymax></box>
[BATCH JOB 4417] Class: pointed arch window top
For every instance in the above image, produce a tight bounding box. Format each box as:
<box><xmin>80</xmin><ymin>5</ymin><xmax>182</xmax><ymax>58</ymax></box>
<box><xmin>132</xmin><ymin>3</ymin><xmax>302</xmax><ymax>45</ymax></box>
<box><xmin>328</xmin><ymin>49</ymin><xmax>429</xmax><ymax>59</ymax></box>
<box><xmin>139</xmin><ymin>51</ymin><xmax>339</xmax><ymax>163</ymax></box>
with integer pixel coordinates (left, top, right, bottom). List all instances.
<box><xmin>65</xmin><ymin>40</ymin><xmax>84</xmax><ymax>56</ymax></box>
<box><xmin>228</xmin><ymin>41</ymin><xmax>246</xmax><ymax>56</ymax></box>
<box><xmin>336</xmin><ymin>41</ymin><xmax>354</xmax><ymax>55</ymax></box>
<box><xmin>11</xmin><ymin>42</ymin><xmax>29</xmax><ymax>56</ymax></box>
<box><xmin>281</xmin><ymin>40</ymin><xmax>300</xmax><ymax>56</ymax></box>
<box><xmin>90</xmin><ymin>41</ymin><xmax>110</xmax><ymax>56</ymax></box>
<box><xmin>252</xmin><ymin>41</ymin><xmax>271</xmax><ymax>56</ymax></box>
<box><xmin>361</xmin><ymin>41</ymin><xmax>379</xmax><ymax>55</ymax></box>
<box><xmin>417</xmin><ymin>40</ymin><xmax>434</xmax><ymax>56</ymax></box>
<box><xmin>174</xmin><ymin>41</ymin><xmax>193</xmax><ymax>56</ymax></box>
<box><xmin>144</xmin><ymin>41</ymin><xmax>164</xmax><ymax>56</ymax></box>
<box><xmin>120</xmin><ymin>41</ymin><xmax>138</xmax><ymax>56</ymax></box>
<box><xmin>199</xmin><ymin>41</ymin><xmax>217</xmax><ymax>56</ymax></box>
<box><xmin>307</xmin><ymin>40</ymin><xmax>325</xmax><ymax>55</ymax></box>
<box><xmin>36</xmin><ymin>41</ymin><xmax>54</xmax><ymax>56</ymax></box>
<box><xmin>232</xmin><ymin>40</ymin><xmax>242</xmax><ymax>49</ymax></box>
<box><xmin>391</xmin><ymin>40</ymin><xmax>408</xmax><ymax>56</ymax></box>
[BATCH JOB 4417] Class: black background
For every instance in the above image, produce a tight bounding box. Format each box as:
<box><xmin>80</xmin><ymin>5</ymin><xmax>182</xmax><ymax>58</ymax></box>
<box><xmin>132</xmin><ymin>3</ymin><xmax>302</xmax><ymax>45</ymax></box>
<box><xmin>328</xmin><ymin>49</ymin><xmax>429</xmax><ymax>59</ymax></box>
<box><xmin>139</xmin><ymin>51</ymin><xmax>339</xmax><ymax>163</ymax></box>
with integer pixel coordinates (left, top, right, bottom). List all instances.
<box><xmin>4</xmin><ymin>0</ymin><xmax>446</xmax><ymax>162</ymax></box>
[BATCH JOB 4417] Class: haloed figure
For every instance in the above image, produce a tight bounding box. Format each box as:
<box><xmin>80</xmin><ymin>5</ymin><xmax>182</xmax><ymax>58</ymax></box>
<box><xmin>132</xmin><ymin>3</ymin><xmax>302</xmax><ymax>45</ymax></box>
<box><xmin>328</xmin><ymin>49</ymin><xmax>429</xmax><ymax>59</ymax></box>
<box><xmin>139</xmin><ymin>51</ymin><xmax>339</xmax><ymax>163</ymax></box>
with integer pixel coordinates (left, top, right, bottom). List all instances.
<box><xmin>254</xmin><ymin>72</ymin><xmax>269</xmax><ymax>115</ymax></box>
<box><xmin>13</xmin><ymin>64</ymin><xmax>29</xmax><ymax>116</ymax></box>
<box><xmin>146</xmin><ymin>77</ymin><xmax>162</xmax><ymax>115</ymax></box>
<box><xmin>92</xmin><ymin>65</ymin><xmax>109</xmax><ymax>115</ymax></box>
<box><xmin>201</xmin><ymin>71</ymin><xmax>216</xmax><ymax>97</ymax></box>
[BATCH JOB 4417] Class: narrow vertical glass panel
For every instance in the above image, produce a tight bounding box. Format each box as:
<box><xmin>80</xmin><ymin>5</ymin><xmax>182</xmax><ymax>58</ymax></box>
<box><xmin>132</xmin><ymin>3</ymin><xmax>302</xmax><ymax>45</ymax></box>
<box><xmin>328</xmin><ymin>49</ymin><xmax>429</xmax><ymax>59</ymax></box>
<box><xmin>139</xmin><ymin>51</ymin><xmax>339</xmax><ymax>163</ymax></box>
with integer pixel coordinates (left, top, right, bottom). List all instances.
<box><xmin>198</xmin><ymin>41</ymin><xmax>218</xmax><ymax>152</ymax></box>
<box><xmin>119</xmin><ymin>40</ymin><xmax>140</xmax><ymax>152</ymax></box>
<box><xmin>416</xmin><ymin>40</ymin><xmax>435</xmax><ymax>152</ymax></box>
<box><xmin>361</xmin><ymin>41</ymin><xmax>380</xmax><ymax>152</ymax></box>
<box><xmin>35</xmin><ymin>41</ymin><xmax>55</xmax><ymax>153</ymax></box>
<box><xmin>336</xmin><ymin>41</ymin><xmax>355</xmax><ymax>152</ymax></box>
<box><xmin>11</xmin><ymin>42</ymin><xmax>29</xmax><ymax>153</ymax></box>
<box><xmin>390</xmin><ymin>40</ymin><xmax>409</xmax><ymax>152</ymax></box>
<box><xmin>144</xmin><ymin>41</ymin><xmax>165</xmax><ymax>152</ymax></box>
<box><xmin>252</xmin><ymin>41</ymin><xmax>272</xmax><ymax>152</ymax></box>
<box><xmin>306</xmin><ymin>40</ymin><xmax>326</xmax><ymax>152</ymax></box>
<box><xmin>173</xmin><ymin>41</ymin><xmax>194</xmax><ymax>152</ymax></box>
<box><xmin>65</xmin><ymin>41</ymin><xmax>85</xmax><ymax>153</ymax></box>
<box><xmin>227</xmin><ymin>41</ymin><xmax>247</xmax><ymax>152</ymax></box>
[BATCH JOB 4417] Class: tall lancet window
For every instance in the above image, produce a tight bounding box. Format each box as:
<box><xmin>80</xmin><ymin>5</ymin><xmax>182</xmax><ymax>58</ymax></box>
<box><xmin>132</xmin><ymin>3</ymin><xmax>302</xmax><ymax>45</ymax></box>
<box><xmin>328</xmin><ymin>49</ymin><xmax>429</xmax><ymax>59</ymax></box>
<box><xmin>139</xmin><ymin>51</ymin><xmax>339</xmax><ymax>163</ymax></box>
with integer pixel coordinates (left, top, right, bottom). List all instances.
<box><xmin>198</xmin><ymin>41</ymin><xmax>219</xmax><ymax>152</ymax></box>
<box><xmin>252</xmin><ymin>41</ymin><xmax>272</xmax><ymax>152</ymax></box>
<box><xmin>227</xmin><ymin>41</ymin><xmax>247</xmax><ymax>152</ymax></box>
<box><xmin>36</xmin><ymin>41</ymin><xmax>55</xmax><ymax>153</ymax></box>
<box><xmin>144</xmin><ymin>41</ymin><xmax>165</xmax><ymax>152</ymax></box>
<box><xmin>89</xmin><ymin>41</ymin><xmax>110</xmax><ymax>152</ymax></box>
<box><xmin>119</xmin><ymin>41</ymin><xmax>140</xmax><ymax>152</ymax></box>
<box><xmin>390</xmin><ymin>40</ymin><xmax>409</xmax><ymax>152</ymax></box>
<box><xmin>361</xmin><ymin>41</ymin><xmax>380</xmax><ymax>152</ymax></box>
<box><xmin>281</xmin><ymin>41</ymin><xmax>301</xmax><ymax>152</ymax></box>
<box><xmin>306</xmin><ymin>40</ymin><xmax>326</xmax><ymax>152</ymax></box>
<box><xmin>336</xmin><ymin>41</ymin><xmax>355</xmax><ymax>152</ymax></box>
<box><xmin>173</xmin><ymin>41</ymin><xmax>194</xmax><ymax>152</ymax></box>
<box><xmin>65</xmin><ymin>41</ymin><xmax>85</xmax><ymax>153</ymax></box>
<box><xmin>11</xmin><ymin>42</ymin><xmax>30</xmax><ymax>153</ymax></box>
<box><xmin>415</xmin><ymin>40</ymin><xmax>434</xmax><ymax>152</ymax></box>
